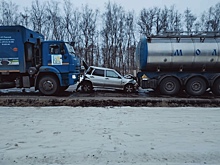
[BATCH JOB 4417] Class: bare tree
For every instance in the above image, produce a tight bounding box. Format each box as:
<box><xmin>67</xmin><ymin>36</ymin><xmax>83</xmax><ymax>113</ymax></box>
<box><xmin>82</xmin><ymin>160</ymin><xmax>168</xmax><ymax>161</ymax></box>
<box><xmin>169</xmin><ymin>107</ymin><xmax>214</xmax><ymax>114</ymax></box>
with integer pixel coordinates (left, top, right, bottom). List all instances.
<box><xmin>124</xmin><ymin>11</ymin><xmax>136</xmax><ymax>74</ymax></box>
<box><xmin>101</xmin><ymin>2</ymin><xmax>126</xmax><ymax>69</ymax></box>
<box><xmin>137</xmin><ymin>7</ymin><xmax>157</xmax><ymax>36</ymax></box>
<box><xmin>79</xmin><ymin>4</ymin><xmax>99</xmax><ymax>66</ymax></box>
<box><xmin>198</xmin><ymin>3</ymin><xmax>220</xmax><ymax>32</ymax></box>
<box><xmin>20</xmin><ymin>7</ymin><xmax>30</xmax><ymax>27</ymax></box>
<box><xmin>166</xmin><ymin>5</ymin><xmax>182</xmax><ymax>33</ymax></box>
<box><xmin>184</xmin><ymin>8</ymin><xmax>197</xmax><ymax>34</ymax></box>
<box><xmin>208</xmin><ymin>3</ymin><xmax>220</xmax><ymax>31</ymax></box>
<box><xmin>154</xmin><ymin>7</ymin><xmax>163</xmax><ymax>34</ymax></box>
<box><xmin>138</xmin><ymin>5</ymin><xmax>182</xmax><ymax>36</ymax></box>
<box><xmin>46</xmin><ymin>0</ymin><xmax>64</xmax><ymax>40</ymax></box>
<box><xmin>0</xmin><ymin>0</ymin><xmax>19</xmax><ymax>25</ymax></box>
<box><xmin>63</xmin><ymin>0</ymin><xmax>82</xmax><ymax>57</ymax></box>
<box><xmin>30</xmin><ymin>0</ymin><xmax>47</xmax><ymax>33</ymax></box>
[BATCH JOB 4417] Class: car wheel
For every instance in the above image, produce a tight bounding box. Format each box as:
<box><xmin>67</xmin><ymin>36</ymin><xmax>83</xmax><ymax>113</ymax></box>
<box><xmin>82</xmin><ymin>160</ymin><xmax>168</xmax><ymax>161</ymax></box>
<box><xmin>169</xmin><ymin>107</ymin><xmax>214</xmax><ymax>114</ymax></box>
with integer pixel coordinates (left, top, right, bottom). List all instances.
<box><xmin>38</xmin><ymin>75</ymin><xmax>59</xmax><ymax>96</ymax></box>
<box><xmin>82</xmin><ymin>81</ymin><xmax>93</xmax><ymax>92</ymax></box>
<box><xmin>124</xmin><ymin>84</ymin><xmax>134</xmax><ymax>93</ymax></box>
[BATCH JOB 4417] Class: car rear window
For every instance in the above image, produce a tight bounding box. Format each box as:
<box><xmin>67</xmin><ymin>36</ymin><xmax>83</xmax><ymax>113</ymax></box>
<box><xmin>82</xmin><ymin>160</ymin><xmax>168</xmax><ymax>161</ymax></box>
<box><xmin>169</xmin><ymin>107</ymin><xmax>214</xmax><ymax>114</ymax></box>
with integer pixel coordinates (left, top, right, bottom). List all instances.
<box><xmin>93</xmin><ymin>69</ymin><xmax>104</xmax><ymax>77</ymax></box>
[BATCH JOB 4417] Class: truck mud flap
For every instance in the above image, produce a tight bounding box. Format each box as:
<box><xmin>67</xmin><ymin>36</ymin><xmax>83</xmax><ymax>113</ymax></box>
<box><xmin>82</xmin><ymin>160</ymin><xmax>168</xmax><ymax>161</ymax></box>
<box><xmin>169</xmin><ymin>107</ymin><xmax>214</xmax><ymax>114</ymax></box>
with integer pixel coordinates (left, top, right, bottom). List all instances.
<box><xmin>141</xmin><ymin>79</ymin><xmax>157</xmax><ymax>89</ymax></box>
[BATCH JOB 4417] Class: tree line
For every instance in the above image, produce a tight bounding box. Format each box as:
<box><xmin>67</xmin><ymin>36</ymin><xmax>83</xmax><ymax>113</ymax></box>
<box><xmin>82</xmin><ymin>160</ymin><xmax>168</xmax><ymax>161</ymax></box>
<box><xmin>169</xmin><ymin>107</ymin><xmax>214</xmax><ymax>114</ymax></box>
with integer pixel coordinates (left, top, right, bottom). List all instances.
<box><xmin>0</xmin><ymin>0</ymin><xmax>220</xmax><ymax>74</ymax></box>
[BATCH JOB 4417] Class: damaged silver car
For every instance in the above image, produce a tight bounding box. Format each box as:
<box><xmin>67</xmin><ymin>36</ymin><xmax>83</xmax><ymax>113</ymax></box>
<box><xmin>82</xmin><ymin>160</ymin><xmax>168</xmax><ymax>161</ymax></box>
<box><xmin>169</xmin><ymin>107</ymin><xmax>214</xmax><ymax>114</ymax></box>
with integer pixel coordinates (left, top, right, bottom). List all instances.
<box><xmin>79</xmin><ymin>66</ymin><xmax>138</xmax><ymax>93</ymax></box>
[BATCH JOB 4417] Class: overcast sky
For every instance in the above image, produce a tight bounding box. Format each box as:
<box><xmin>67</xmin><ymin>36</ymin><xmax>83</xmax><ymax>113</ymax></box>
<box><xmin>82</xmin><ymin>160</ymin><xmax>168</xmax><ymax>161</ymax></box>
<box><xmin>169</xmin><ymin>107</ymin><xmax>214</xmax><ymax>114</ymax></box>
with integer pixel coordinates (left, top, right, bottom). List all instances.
<box><xmin>12</xmin><ymin>0</ymin><xmax>220</xmax><ymax>16</ymax></box>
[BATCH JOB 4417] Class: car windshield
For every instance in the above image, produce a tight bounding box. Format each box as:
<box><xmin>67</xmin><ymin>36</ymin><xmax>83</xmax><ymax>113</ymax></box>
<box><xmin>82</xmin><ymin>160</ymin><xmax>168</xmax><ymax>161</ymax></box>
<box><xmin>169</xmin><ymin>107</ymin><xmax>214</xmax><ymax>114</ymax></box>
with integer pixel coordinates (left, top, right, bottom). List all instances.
<box><xmin>65</xmin><ymin>43</ymin><xmax>75</xmax><ymax>54</ymax></box>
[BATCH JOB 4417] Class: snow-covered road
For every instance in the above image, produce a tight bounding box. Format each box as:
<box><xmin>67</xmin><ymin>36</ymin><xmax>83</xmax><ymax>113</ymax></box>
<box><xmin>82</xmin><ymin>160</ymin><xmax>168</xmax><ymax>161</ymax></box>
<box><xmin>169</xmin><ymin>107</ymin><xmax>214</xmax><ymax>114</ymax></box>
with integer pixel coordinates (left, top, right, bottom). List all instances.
<box><xmin>0</xmin><ymin>107</ymin><xmax>220</xmax><ymax>165</ymax></box>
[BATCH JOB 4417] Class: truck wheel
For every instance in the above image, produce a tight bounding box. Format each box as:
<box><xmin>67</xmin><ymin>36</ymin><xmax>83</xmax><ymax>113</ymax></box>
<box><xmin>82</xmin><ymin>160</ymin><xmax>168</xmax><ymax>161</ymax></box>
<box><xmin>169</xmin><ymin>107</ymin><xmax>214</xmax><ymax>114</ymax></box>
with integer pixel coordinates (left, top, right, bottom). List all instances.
<box><xmin>212</xmin><ymin>78</ymin><xmax>220</xmax><ymax>96</ymax></box>
<box><xmin>124</xmin><ymin>84</ymin><xmax>134</xmax><ymax>93</ymax></box>
<box><xmin>159</xmin><ymin>77</ymin><xmax>180</xmax><ymax>95</ymax></box>
<box><xmin>81</xmin><ymin>81</ymin><xmax>93</xmax><ymax>92</ymax></box>
<box><xmin>38</xmin><ymin>75</ymin><xmax>59</xmax><ymax>96</ymax></box>
<box><xmin>186</xmin><ymin>77</ymin><xmax>207</xmax><ymax>96</ymax></box>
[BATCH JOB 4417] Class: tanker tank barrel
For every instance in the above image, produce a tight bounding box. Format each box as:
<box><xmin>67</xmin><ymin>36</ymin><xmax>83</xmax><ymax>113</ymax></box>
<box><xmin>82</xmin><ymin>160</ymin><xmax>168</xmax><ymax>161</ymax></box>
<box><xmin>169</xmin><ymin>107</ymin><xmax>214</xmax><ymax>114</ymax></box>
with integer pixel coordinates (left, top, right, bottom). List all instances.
<box><xmin>137</xmin><ymin>31</ymin><xmax>220</xmax><ymax>73</ymax></box>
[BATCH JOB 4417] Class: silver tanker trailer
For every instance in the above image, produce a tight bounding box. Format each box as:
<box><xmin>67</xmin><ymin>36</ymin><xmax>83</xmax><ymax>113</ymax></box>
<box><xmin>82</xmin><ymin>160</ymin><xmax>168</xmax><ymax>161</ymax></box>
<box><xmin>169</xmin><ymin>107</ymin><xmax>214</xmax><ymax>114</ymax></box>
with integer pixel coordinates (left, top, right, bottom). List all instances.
<box><xmin>136</xmin><ymin>33</ymin><xmax>220</xmax><ymax>96</ymax></box>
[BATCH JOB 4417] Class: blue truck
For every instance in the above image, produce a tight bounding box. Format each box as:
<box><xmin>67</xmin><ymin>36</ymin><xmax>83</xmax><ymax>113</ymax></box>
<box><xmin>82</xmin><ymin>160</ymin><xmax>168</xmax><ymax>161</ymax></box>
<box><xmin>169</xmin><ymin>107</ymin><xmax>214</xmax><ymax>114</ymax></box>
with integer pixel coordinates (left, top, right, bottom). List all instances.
<box><xmin>0</xmin><ymin>25</ymin><xmax>81</xmax><ymax>95</ymax></box>
<box><xmin>136</xmin><ymin>34</ymin><xmax>220</xmax><ymax>96</ymax></box>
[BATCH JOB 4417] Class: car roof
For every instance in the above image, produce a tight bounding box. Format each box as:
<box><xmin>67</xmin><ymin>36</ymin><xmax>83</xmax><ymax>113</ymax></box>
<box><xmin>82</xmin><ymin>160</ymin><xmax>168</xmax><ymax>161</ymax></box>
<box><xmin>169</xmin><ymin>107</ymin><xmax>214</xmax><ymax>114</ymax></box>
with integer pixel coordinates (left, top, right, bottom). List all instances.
<box><xmin>89</xmin><ymin>66</ymin><xmax>115</xmax><ymax>71</ymax></box>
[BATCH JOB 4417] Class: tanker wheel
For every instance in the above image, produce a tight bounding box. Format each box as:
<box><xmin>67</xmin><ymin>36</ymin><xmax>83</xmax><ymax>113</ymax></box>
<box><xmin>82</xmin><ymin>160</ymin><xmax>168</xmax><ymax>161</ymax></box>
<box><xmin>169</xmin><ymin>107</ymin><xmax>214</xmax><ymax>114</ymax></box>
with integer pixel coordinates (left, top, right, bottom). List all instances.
<box><xmin>159</xmin><ymin>77</ymin><xmax>180</xmax><ymax>95</ymax></box>
<box><xmin>124</xmin><ymin>84</ymin><xmax>134</xmax><ymax>93</ymax></box>
<box><xmin>81</xmin><ymin>81</ymin><xmax>93</xmax><ymax>93</ymax></box>
<box><xmin>212</xmin><ymin>78</ymin><xmax>220</xmax><ymax>96</ymax></box>
<box><xmin>38</xmin><ymin>75</ymin><xmax>59</xmax><ymax>96</ymax></box>
<box><xmin>186</xmin><ymin>77</ymin><xmax>207</xmax><ymax>96</ymax></box>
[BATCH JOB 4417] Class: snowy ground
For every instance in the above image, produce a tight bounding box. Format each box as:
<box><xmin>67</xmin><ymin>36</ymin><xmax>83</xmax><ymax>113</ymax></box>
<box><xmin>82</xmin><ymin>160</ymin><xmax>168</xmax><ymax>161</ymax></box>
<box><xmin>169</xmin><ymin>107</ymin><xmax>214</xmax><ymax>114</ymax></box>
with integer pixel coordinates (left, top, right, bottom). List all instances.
<box><xmin>0</xmin><ymin>106</ymin><xmax>220</xmax><ymax>165</ymax></box>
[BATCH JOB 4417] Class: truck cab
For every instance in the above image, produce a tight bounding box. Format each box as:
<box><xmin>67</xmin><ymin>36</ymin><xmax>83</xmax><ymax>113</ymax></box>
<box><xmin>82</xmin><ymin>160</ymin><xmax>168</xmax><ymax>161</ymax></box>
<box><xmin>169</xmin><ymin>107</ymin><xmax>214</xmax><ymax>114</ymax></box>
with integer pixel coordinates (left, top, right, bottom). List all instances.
<box><xmin>36</xmin><ymin>41</ymin><xmax>81</xmax><ymax>95</ymax></box>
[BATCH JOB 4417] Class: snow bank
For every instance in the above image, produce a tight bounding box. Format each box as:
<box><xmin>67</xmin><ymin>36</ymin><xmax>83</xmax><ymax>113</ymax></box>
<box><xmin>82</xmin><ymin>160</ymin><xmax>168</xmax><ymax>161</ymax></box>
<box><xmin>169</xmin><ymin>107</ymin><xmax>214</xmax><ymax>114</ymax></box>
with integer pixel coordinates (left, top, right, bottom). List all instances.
<box><xmin>0</xmin><ymin>107</ymin><xmax>220</xmax><ymax>165</ymax></box>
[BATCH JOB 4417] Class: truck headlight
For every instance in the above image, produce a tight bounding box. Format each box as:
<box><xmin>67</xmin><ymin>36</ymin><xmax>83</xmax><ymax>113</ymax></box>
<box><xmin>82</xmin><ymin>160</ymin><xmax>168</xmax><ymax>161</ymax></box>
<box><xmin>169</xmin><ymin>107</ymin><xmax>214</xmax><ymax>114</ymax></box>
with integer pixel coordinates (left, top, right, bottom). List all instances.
<box><xmin>72</xmin><ymin>75</ymin><xmax>76</xmax><ymax>79</ymax></box>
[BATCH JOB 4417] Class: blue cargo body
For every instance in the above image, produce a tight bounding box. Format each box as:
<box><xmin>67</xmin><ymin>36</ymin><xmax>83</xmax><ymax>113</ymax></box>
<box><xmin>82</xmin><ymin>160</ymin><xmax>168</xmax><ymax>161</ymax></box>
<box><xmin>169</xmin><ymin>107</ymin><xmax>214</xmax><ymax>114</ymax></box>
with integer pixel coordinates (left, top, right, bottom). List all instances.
<box><xmin>0</xmin><ymin>26</ymin><xmax>44</xmax><ymax>73</ymax></box>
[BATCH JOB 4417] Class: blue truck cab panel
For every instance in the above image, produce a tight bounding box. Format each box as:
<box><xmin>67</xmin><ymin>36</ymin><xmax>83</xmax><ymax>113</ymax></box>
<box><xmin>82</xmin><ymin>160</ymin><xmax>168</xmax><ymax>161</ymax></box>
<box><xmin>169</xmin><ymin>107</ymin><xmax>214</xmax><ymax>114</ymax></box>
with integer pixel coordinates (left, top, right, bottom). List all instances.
<box><xmin>39</xmin><ymin>41</ymin><xmax>81</xmax><ymax>86</ymax></box>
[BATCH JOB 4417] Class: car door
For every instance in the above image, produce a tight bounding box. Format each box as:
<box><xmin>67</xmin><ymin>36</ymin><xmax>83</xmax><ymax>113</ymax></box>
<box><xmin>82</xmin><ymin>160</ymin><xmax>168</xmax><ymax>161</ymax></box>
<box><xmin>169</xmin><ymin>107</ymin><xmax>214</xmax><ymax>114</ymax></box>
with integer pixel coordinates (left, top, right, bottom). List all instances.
<box><xmin>104</xmin><ymin>70</ymin><xmax>123</xmax><ymax>89</ymax></box>
<box><xmin>90</xmin><ymin>68</ymin><xmax>105</xmax><ymax>88</ymax></box>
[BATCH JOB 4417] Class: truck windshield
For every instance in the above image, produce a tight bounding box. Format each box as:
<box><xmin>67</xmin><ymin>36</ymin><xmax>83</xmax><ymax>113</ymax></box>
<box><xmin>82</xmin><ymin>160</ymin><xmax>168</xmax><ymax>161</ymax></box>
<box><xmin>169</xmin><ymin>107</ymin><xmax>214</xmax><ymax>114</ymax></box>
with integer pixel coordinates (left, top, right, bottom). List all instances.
<box><xmin>65</xmin><ymin>43</ymin><xmax>75</xmax><ymax>54</ymax></box>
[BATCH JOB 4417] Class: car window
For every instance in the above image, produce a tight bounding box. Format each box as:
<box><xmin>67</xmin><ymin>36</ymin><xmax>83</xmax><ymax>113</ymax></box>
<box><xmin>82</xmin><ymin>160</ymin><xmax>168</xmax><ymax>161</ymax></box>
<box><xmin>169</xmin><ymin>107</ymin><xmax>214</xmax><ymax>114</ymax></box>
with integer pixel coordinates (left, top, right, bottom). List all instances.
<box><xmin>86</xmin><ymin>67</ymin><xmax>93</xmax><ymax>75</ymax></box>
<box><xmin>93</xmin><ymin>69</ymin><xmax>104</xmax><ymax>77</ymax></box>
<box><xmin>106</xmin><ymin>70</ymin><xmax>119</xmax><ymax>78</ymax></box>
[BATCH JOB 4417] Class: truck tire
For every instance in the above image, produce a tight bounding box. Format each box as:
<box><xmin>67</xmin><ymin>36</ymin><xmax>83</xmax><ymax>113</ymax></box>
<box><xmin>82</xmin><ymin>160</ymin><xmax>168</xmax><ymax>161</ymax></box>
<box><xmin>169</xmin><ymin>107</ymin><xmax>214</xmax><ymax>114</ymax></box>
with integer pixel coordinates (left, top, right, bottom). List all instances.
<box><xmin>81</xmin><ymin>81</ymin><xmax>93</xmax><ymax>92</ymax></box>
<box><xmin>38</xmin><ymin>75</ymin><xmax>59</xmax><ymax>96</ymax></box>
<box><xmin>212</xmin><ymin>78</ymin><xmax>220</xmax><ymax>96</ymax></box>
<box><xmin>159</xmin><ymin>77</ymin><xmax>180</xmax><ymax>95</ymax></box>
<box><xmin>124</xmin><ymin>84</ymin><xmax>134</xmax><ymax>93</ymax></box>
<box><xmin>186</xmin><ymin>77</ymin><xmax>207</xmax><ymax>96</ymax></box>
